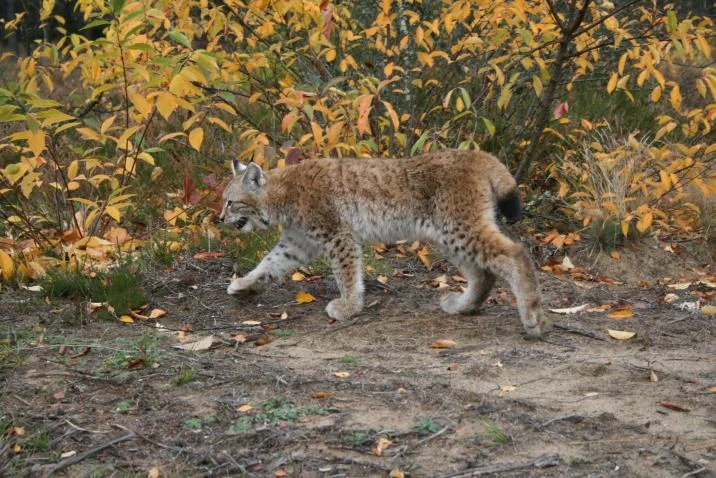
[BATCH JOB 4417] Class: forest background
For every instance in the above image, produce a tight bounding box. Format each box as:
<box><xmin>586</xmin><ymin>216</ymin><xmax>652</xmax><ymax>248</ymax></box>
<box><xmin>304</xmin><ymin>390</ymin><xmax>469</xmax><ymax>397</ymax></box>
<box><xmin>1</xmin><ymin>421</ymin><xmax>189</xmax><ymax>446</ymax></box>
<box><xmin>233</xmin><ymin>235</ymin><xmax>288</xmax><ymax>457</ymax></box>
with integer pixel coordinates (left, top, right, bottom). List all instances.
<box><xmin>0</xmin><ymin>0</ymin><xmax>713</xmax><ymax>283</ymax></box>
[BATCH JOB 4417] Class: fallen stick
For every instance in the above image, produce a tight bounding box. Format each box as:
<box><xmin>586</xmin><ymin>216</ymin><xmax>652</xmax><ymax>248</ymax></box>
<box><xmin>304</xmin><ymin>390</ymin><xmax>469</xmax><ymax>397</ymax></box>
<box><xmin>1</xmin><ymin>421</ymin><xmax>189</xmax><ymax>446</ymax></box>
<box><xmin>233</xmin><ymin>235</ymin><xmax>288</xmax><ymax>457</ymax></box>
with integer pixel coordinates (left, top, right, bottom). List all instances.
<box><xmin>441</xmin><ymin>453</ymin><xmax>560</xmax><ymax>478</ymax></box>
<box><xmin>43</xmin><ymin>433</ymin><xmax>135</xmax><ymax>476</ymax></box>
<box><xmin>553</xmin><ymin>324</ymin><xmax>606</xmax><ymax>341</ymax></box>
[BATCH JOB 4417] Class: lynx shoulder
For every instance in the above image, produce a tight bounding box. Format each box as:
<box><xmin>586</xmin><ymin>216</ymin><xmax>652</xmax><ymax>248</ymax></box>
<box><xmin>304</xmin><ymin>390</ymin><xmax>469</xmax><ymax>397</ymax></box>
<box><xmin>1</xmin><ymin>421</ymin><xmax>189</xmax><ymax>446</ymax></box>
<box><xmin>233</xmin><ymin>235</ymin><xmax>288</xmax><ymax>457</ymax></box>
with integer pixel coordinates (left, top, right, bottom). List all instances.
<box><xmin>220</xmin><ymin>150</ymin><xmax>549</xmax><ymax>337</ymax></box>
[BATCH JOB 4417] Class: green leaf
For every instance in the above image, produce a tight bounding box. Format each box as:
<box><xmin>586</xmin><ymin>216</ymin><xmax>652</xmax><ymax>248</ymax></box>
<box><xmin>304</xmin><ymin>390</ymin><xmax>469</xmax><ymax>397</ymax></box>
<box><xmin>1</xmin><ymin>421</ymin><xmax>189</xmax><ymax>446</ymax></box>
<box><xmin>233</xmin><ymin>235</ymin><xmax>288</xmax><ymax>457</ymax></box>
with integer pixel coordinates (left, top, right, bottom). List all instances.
<box><xmin>411</xmin><ymin>130</ymin><xmax>430</xmax><ymax>156</ymax></box>
<box><xmin>167</xmin><ymin>31</ymin><xmax>192</xmax><ymax>49</ymax></box>
<box><xmin>109</xmin><ymin>0</ymin><xmax>127</xmax><ymax>15</ymax></box>
<box><xmin>481</xmin><ymin>117</ymin><xmax>496</xmax><ymax>137</ymax></box>
<box><xmin>80</xmin><ymin>19</ymin><xmax>110</xmax><ymax>31</ymax></box>
<box><xmin>667</xmin><ymin>10</ymin><xmax>677</xmax><ymax>33</ymax></box>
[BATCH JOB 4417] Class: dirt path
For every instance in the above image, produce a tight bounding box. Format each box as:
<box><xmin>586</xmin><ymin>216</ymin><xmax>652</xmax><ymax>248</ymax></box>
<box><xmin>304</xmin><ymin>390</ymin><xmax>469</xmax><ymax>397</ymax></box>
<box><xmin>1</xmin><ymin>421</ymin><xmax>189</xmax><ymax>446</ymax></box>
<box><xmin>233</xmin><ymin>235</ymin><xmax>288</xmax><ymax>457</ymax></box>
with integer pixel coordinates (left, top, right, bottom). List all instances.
<box><xmin>1</xmin><ymin>248</ymin><xmax>714</xmax><ymax>477</ymax></box>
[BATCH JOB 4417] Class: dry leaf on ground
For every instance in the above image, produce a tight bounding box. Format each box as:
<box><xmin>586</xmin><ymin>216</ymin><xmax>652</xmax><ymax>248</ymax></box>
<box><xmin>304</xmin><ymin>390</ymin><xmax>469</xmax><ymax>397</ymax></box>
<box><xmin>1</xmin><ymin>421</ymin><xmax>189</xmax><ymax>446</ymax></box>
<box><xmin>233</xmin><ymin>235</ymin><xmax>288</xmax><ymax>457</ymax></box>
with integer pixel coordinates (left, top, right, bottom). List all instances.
<box><xmin>242</xmin><ymin>320</ymin><xmax>262</xmax><ymax>325</ymax></box>
<box><xmin>311</xmin><ymin>391</ymin><xmax>335</xmax><ymax>399</ymax></box>
<box><xmin>431</xmin><ymin>339</ymin><xmax>457</xmax><ymax>349</ymax></box>
<box><xmin>291</xmin><ymin>272</ymin><xmax>305</xmax><ymax>281</ymax></box>
<box><xmin>296</xmin><ymin>291</ymin><xmax>316</xmax><ymax>303</ymax></box>
<box><xmin>373</xmin><ymin>437</ymin><xmax>392</xmax><ymax>457</ymax></box>
<box><xmin>173</xmin><ymin>335</ymin><xmax>214</xmax><ymax>351</ymax></box>
<box><xmin>237</xmin><ymin>404</ymin><xmax>253</xmax><ymax>412</ymax></box>
<box><xmin>607</xmin><ymin>329</ymin><xmax>636</xmax><ymax>340</ymax></box>
<box><xmin>608</xmin><ymin>308</ymin><xmax>633</xmax><ymax>319</ymax></box>
<box><xmin>119</xmin><ymin>315</ymin><xmax>134</xmax><ymax>324</ymax></box>
<box><xmin>659</xmin><ymin>401</ymin><xmax>690</xmax><ymax>412</ymax></box>
<box><xmin>333</xmin><ymin>371</ymin><xmax>350</xmax><ymax>378</ymax></box>
<box><xmin>549</xmin><ymin>304</ymin><xmax>589</xmax><ymax>314</ymax></box>
<box><xmin>499</xmin><ymin>385</ymin><xmax>516</xmax><ymax>392</ymax></box>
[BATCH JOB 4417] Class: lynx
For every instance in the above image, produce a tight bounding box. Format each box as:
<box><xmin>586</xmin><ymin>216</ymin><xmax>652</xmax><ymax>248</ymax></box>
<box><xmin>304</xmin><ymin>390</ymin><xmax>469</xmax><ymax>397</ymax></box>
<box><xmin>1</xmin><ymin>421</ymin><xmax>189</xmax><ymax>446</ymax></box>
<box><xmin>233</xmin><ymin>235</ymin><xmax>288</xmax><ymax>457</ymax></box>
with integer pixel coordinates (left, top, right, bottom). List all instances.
<box><xmin>220</xmin><ymin>150</ymin><xmax>549</xmax><ymax>337</ymax></box>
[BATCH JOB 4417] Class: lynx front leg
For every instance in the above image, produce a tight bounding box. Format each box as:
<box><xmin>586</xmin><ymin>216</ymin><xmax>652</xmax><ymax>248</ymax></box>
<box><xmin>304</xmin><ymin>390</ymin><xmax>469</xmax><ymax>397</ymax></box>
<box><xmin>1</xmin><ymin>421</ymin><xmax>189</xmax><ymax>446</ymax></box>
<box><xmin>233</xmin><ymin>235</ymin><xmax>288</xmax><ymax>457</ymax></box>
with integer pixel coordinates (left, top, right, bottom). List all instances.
<box><xmin>228</xmin><ymin>237</ymin><xmax>318</xmax><ymax>295</ymax></box>
<box><xmin>325</xmin><ymin>235</ymin><xmax>364</xmax><ymax>321</ymax></box>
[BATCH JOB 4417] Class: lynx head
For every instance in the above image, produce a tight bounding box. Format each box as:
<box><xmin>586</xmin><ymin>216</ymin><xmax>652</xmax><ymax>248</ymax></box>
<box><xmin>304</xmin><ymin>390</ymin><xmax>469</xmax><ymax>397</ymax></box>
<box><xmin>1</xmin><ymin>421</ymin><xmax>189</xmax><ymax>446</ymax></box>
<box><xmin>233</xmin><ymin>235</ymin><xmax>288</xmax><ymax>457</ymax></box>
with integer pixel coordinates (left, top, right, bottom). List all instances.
<box><xmin>220</xmin><ymin>160</ymin><xmax>271</xmax><ymax>232</ymax></box>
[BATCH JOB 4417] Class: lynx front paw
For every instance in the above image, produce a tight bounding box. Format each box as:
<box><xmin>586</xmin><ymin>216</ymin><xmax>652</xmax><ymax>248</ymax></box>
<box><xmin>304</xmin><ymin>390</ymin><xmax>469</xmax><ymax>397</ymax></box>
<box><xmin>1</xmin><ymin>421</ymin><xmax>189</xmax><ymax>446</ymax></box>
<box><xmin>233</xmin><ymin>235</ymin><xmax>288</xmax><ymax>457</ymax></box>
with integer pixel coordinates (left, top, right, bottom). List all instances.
<box><xmin>227</xmin><ymin>277</ymin><xmax>262</xmax><ymax>296</ymax></box>
<box><xmin>523</xmin><ymin>310</ymin><xmax>551</xmax><ymax>338</ymax></box>
<box><xmin>325</xmin><ymin>298</ymin><xmax>362</xmax><ymax>321</ymax></box>
<box><xmin>440</xmin><ymin>292</ymin><xmax>478</xmax><ymax>315</ymax></box>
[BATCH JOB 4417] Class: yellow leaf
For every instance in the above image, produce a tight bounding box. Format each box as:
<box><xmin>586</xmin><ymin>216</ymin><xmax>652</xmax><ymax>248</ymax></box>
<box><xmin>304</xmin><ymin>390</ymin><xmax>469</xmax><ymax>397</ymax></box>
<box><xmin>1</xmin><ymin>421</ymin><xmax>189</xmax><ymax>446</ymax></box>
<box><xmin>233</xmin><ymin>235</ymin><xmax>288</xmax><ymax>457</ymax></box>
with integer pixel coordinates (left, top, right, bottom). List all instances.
<box><xmin>67</xmin><ymin>159</ymin><xmax>79</xmax><ymax>180</ymax></box>
<box><xmin>189</xmin><ymin>127</ymin><xmax>204</xmax><ymax>151</ymax></box>
<box><xmin>129</xmin><ymin>93</ymin><xmax>152</xmax><ymax>118</ymax></box>
<box><xmin>670</xmin><ymin>85</ymin><xmax>682</xmax><ymax>111</ymax></box>
<box><xmin>373</xmin><ymin>437</ymin><xmax>392</xmax><ymax>457</ymax></box>
<box><xmin>651</xmin><ymin>86</ymin><xmax>662</xmax><ymax>102</ymax></box>
<box><xmin>382</xmin><ymin>100</ymin><xmax>400</xmax><ymax>130</ymax></box>
<box><xmin>119</xmin><ymin>315</ymin><xmax>134</xmax><ymax>324</ymax></box>
<box><xmin>431</xmin><ymin>339</ymin><xmax>456</xmax><ymax>349</ymax></box>
<box><xmin>149</xmin><ymin>308</ymin><xmax>166</xmax><ymax>319</ymax></box>
<box><xmin>608</xmin><ymin>308</ymin><xmax>633</xmax><ymax>319</ymax></box>
<box><xmin>100</xmin><ymin>115</ymin><xmax>116</xmax><ymax>134</ymax></box>
<box><xmin>0</xmin><ymin>250</ymin><xmax>15</xmax><ymax>281</ymax></box>
<box><xmin>499</xmin><ymin>385</ymin><xmax>517</xmax><ymax>392</ymax></box>
<box><xmin>237</xmin><ymin>404</ymin><xmax>253</xmax><ymax>412</ymax></box>
<box><xmin>636</xmin><ymin>212</ymin><xmax>653</xmax><ymax>234</ymax></box>
<box><xmin>310</xmin><ymin>121</ymin><xmax>323</xmax><ymax>147</ymax></box>
<box><xmin>333</xmin><ymin>371</ymin><xmax>350</xmax><ymax>378</ymax></box>
<box><xmin>701</xmin><ymin>305</ymin><xmax>716</xmax><ymax>316</ymax></box>
<box><xmin>389</xmin><ymin>469</ymin><xmax>405</xmax><ymax>478</ymax></box>
<box><xmin>156</xmin><ymin>92</ymin><xmax>178</xmax><ymax>120</ymax></box>
<box><xmin>532</xmin><ymin>75</ymin><xmax>543</xmax><ymax>96</ymax></box>
<box><xmin>105</xmin><ymin>205</ymin><xmax>121</xmax><ymax>222</ymax></box>
<box><xmin>76</xmin><ymin>127</ymin><xmax>101</xmax><ymax>141</ymax></box>
<box><xmin>325</xmin><ymin>49</ymin><xmax>336</xmax><ymax>62</ymax></box>
<box><xmin>291</xmin><ymin>272</ymin><xmax>305</xmax><ymax>281</ymax></box>
<box><xmin>607</xmin><ymin>73</ymin><xmax>618</xmax><ymax>93</ymax></box>
<box><xmin>608</xmin><ymin>329</ymin><xmax>635</xmax><ymax>340</ymax></box>
<box><xmin>296</xmin><ymin>291</ymin><xmax>316</xmax><ymax>304</ymax></box>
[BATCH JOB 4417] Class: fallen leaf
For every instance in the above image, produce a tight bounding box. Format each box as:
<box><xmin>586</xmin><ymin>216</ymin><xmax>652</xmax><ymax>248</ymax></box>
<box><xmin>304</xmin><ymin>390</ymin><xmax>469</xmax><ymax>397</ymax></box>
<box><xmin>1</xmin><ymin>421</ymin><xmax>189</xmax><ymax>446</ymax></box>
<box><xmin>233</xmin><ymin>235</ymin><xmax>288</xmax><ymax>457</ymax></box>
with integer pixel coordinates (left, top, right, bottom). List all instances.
<box><xmin>193</xmin><ymin>251</ymin><xmax>224</xmax><ymax>260</ymax></box>
<box><xmin>452</xmin><ymin>274</ymin><xmax>467</xmax><ymax>283</ymax></box>
<box><xmin>242</xmin><ymin>320</ymin><xmax>262</xmax><ymax>326</ymax></box>
<box><xmin>663</xmin><ymin>293</ymin><xmax>680</xmax><ymax>304</ymax></box>
<box><xmin>377</xmin><ymin>275</ymin><xmax>389</xmax><ymax>284</ymax></box>
<box><xmin>559</xmin><ymin>256</ymin><xmax>575</xmax><ymax>271</ymax></box>
<box><xmin>149</xmin><ymin>308</ymin><xmax>167</xmax><ymax>319</ymax></box>
<box><xmin>701</xmin><ymin>305</ymin><xmax>716</xmax><ymax>316</ymax></box>
<box><xmin>667</xmin><ymin>282</ymin><xmax>692</xmax><ymax>290</ymax></box>
<box><xmin>119</xmin><ymin>315</ymin><xmax>134</xmax><ymax>324</ymax></box>
<box><xmin>586</xmin><ymin>304</ymin><xmax>612</xmax><ymax>312</ymax></box>
<box><xmin>609</xmin><ymin>250</ymin><xmax>621</xmax><ymax>260</ymax></box>
<box><xmin>311</xmin><ymin>391</ymin><xmax>335</xmax><ymax>399</ymax></box>
<box><xmin>389</xmin><ymin>469</ymin><xmax>405</xmax><ymax>478</ymax></box>
<box><xmin>417</xmin><ymin>245</ymin><xmax>432</xmax><ymax>270</ymax></box>
<box><xmin>430</xmin><ymin>274</ymin><xmax>449</xmax><ymax>289</ymax></box>
<box><xmin>88</xmin><ymin>301</ymin><xmax>105</xmax><ymax>312</ymax></box>
<box><xmin>607</xmin><ymin>329</ymin><xmax>636</xmax><ymax>340</ymax></box>
<box><xmin>69</xmin><ymin>346</ymin><xmax>91</xmax><ymax>358</ymax></box>
<box><xmin>333</xmin><ymin>371</ymin><xmax>350</xmax><ymax>378</ymax></box>
<box><xmin>20</xmin><ymin>284</ymin><xmax>44</xmax><ymax>292</ymax></box>
<box><xmin>708</xmin><ymin>386</ymin><xmax>716</xmax><ymax>393</ymax></box>
<box><xmin>492</xmin><ymin>360</ymin><xmax>503</xmax><ymax>368</ymax></box>
<box><xmin>431</xmin><ymin>339</ymin><xmax>457</xmax><ymax>349</ymax></box>
<box><xmin>499</xmin><ymin>385</ymin><xmax>516</xmax><ymax>392</ymax></box>
<box><xmin>549</xmin><ymin>304</ymin><xmax>589</xmax><ymax>314</ymax></box>
<box><xmin>12</xmin><ymin>444</ymin><xmax>21</xmax><ymax>453</ymax></box>
<box><xmin>373</xmin><ymin>437</ymin><xmax>392</xmax><ymax>457</ymax></box>
<box><xmin>650</xmin><ymin>370</ymin><xmax>658</xmax><ymax>382</ymax></box>
<box><xmin>10</xmin><ymin>427</ymin><xmax>25</xmax><ymax>436</ymax></box>
<box><xmin>291</xmin><ymin>271</ymin><xmax>306</xmax><ymax>281</ymax></box>
<box><xmin>231</xmin><ymin>333</ymin><xmax>247</xmax><ymax>343</ymax></box>
<box><xmin>296</xmin><ymin>291</ymin><xmax>316</xmax><ymax>304</ymax></box>
<box><xmin>608</xmin><ymin>308</ymin><xmax>633</xmax><ymax>319</ymax></box>
<box><xmin>280</xmin><ymin>311</ymin><xmax>288</xmax><ymax>320</ymax></box>
<box><xmin>60</xmin><ymin>450</ymin><xmax>76</xmax><ymax>459</ymax></box>
<box><xmin>127</xmin><ymin>358</ymin><xmax>146</xmax><ymax>369</ymax></box>
<box><xmin>53</xmin><ymin>391</ymin><xmax>65</xmax><ymax>400</ymax></box>
<box><xmin>173</xmin><ymin>335</ymin><xmax>214</xmax><ymax>351</ymax></box>
<box><xmin>659</xmin><ymin>401</ymin><xmax>690</xmax><ymax>412</ymax></box>
<box><xmin>237</xmin><ymin>404</ymin><xmax>253</xmax><ymax>412</ymax></box>
<box><xmin>275</xmin><ymin>470</ymin><xmax>287</xmax><ymax>478</ymax></box>
<box><xmin>254</xmin><ymin>335</ymin><xmax>274</xmax><ymax>346</ymax></box>
<box><xmin>147</xmin><ymin>467</ymin><xmax>160</xmax><ymax>478</ymax></box>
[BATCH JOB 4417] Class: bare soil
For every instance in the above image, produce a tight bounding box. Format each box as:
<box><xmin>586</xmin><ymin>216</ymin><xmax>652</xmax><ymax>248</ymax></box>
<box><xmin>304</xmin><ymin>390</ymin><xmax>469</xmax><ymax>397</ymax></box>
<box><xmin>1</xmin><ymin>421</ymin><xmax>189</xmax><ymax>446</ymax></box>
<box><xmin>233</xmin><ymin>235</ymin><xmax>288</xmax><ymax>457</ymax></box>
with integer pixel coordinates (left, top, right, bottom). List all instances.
<box><xmin>1</xmin><ymin>243</ymin><xmax>714</xmax><ymax>477</ymax></box>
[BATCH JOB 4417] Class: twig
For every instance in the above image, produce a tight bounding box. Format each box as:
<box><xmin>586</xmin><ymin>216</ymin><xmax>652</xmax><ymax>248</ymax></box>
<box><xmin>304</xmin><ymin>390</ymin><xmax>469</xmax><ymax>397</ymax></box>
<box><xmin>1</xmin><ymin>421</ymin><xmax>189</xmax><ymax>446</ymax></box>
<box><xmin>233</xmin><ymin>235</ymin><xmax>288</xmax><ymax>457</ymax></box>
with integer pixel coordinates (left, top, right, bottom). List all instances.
<box><xmin>62</xmin><ymin>419</ymin><xmax>107</xmax><ymax>434</ymax></box>
<box><xmin>411</xmin><ymin>426</ymin><xmax>450</xmax><ymax>451</ymax></box>
<box><xmin>111</xmin><ymin>424</ymin><xmax>183</xmax><ymax>453</ymax></box>
<box><xmin>553</xmin><ymin>324</ymin><xmax>606</xmax><ymax>341</ymax></box>
<box><xmin>680</xmin><ymin>467</ymin><xmax>707</xmax><ymax>478</ymax></box>
<box><xmin>538</xmin><ymin>414</ymin><xmax>584</xmax><ymax>429</ymax></box>
<box><xmin>43</xmin><ymin>433</ymin><xmax>135</xmax><ymax>476</ymax></box>
<box><xmin>441</xmin><ymin>453</ymin><xmax>560</xmax><ymax>478</ymax></box>
<box><xmin>13</xmin><ymin>394</ymin><xmax>32</xmax><ymax>407</ymax></box>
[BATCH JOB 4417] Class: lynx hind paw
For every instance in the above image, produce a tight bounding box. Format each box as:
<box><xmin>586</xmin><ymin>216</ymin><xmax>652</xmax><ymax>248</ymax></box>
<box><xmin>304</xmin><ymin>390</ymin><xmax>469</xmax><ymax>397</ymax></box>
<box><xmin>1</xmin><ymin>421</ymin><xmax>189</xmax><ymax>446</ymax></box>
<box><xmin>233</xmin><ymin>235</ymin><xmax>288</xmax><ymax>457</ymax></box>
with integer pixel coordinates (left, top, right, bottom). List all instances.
<box><xmin>440</xmin><ymin>292</ymin><xmax>479</xmax><ymax>316</ymax></box>
<box><xmin>325</xmin><ymin>298</ymin><xmax>362</xmax><ymax>321</ymax></box>
<box><xmin>524</xmin><ymin>310</ymin><xmax>551</xmax><ymax>338</ymax></box>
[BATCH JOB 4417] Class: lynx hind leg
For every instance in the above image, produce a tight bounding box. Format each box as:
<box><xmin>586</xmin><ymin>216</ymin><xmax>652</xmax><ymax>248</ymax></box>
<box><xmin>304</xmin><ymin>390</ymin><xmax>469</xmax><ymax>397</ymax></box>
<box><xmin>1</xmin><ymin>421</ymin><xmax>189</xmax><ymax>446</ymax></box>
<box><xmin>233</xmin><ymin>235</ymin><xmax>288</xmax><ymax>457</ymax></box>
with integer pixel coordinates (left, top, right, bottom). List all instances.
<box><xmin>484</xmin><ymin>234</ymin><xmax>549</xmax><ymax>338</ymax></box>
<box><xmin>325</xmin><ymin>235</ymin><xmax>364</xmax><ymax>321</ymax></box>
<box><xmin>440</xmin><ymin>265</ymin><xmax>496</xmax><ymax>315</ymax></box>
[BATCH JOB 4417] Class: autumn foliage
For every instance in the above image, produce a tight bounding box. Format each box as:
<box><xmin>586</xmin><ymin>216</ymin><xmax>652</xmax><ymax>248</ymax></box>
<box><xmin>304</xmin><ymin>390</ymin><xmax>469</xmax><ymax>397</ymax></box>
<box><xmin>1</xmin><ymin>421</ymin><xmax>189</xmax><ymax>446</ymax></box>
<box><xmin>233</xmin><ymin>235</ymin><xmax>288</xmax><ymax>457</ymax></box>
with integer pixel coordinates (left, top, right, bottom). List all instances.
<box><xmin>0</xmin><ymin>0</ymin><xmax>713</xmax><ymax>281</ymax></box>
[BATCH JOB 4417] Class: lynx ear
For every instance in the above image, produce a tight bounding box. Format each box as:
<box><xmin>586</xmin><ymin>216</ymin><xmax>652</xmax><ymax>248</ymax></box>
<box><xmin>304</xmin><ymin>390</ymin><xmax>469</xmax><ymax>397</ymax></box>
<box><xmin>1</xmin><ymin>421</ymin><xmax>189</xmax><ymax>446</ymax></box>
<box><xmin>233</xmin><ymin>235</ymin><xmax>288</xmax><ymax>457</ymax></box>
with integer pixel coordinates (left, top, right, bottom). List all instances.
<box><xmin>231</xmin><ymin>159</ymin><xmax>247</xmax><ymax>176</ymax></box>
<box><xmin>241</xmin><ymin>162</ymin><xmax>267</xmax><ymax>190</ymax></box>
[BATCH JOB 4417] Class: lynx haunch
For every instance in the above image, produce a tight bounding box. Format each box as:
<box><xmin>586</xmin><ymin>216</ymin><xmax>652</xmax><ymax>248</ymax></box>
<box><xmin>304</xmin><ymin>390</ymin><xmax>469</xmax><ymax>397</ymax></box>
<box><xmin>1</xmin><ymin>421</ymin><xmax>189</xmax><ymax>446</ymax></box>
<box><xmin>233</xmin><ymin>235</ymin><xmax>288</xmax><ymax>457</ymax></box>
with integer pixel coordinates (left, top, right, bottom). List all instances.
<box><xmin>220</xmin><ymin>150</ymin><xmax>549</xmax><ymax>337</ymax></box>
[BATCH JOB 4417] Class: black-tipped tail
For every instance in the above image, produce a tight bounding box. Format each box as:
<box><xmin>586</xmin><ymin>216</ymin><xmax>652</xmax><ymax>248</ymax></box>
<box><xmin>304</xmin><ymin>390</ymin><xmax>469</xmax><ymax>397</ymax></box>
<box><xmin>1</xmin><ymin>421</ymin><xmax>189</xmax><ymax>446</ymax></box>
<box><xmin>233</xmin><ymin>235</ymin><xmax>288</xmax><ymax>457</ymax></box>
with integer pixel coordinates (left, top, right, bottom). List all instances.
<box><xmin>497</xmin><ymin>189</ymin><xmax>522</xmax><ymax>224</ymax></box>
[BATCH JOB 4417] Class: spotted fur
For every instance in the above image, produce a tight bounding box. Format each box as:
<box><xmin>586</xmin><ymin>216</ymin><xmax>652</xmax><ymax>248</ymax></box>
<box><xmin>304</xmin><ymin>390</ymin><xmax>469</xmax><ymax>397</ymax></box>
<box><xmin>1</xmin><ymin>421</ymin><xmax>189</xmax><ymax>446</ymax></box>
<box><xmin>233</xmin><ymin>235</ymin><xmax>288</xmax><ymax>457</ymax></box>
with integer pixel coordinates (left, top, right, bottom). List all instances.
<box><xmin>220</xmin><ymin>150</ymin><xmax>549</xmax><ymax>337</ymax></box>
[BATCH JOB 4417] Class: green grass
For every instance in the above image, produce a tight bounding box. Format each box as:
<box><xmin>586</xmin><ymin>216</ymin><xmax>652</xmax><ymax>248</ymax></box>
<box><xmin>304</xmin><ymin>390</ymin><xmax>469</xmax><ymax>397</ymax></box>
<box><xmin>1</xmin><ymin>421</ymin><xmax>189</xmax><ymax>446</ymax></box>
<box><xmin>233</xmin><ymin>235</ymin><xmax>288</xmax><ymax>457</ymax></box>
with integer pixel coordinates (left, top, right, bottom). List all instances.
<box><xmin>184</xmin><ymin>417</ymin><xmax>203</xmax><ymax>429</ymax></box>
<box><xmin>104</xmin><ymin>333</ymin><xmax>162</xmax><ymax>370</ymax></box>
<box><xmin>227</xmin><ymin>397</ymin><xmax>336</xmax><ymax>434</ymax></box>
<box><xmin>482</xmin><ymin>421</ymin><xmax>512</xmax><ymax>445</ymax></box>
<box><xmin>339</xmin><ymin>355</ymin><xmax>358</xmax><ymax>365</ymax></box>
<box><xmin>114</xmin><ymin>401</ymin><xmax>132</xmax><ymax>413</ymax></box>
<box><xmin>346</xmin><ymin>431</ymin><xmax>371</xmax><ymax>447</ymax></box>
<box><xmin>143</xmin><ymin>233</ymin><xmax>183</xmax><ymax>269</ymax></box>
<box><xmin>42</xmin><ymin>260</ymin><xmax>148</xmax><ymax>317</ymax></box>
<box><xmin>412</xmin><ymin>416</ymin><xmax>441</xmax><ymax>436</ymax></box>
<box><xmin>172</xmin><ymin>367</ymin><xmax>196</xmax><ymax>386</ymax></box>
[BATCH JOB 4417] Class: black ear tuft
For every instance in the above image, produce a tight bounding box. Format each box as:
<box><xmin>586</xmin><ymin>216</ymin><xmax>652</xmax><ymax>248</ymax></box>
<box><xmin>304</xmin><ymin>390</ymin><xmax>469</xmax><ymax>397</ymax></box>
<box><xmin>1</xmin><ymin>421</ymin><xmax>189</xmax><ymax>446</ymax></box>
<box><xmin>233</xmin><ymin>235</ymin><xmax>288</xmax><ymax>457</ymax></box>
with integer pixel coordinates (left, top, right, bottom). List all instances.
<box><xmin>231</xmin><ymin>159</ymin><xmax>247</xmax><ymax>176</ymax></box>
